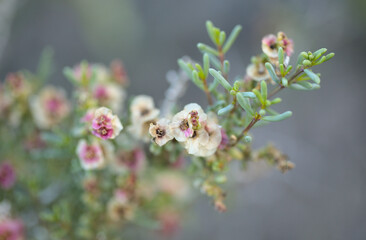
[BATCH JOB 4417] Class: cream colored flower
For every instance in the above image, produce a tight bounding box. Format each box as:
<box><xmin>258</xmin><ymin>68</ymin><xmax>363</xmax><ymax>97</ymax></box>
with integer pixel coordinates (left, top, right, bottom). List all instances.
<box><xmin>76</xmin><ymin>139</ymin><xmax>105</xmax><ymax>170</ymax></box>
<box><xmin>246</xmin><ymin>63</ymin><xmax>269</xmax><ymax>81</ymax></box>
<box><xmin>130</xmin><ymin>95</ymin><xmax>159</xmax><ymax>123</ymax></box>
<box><xmin>171</xmin><ymin>103</ymin><xmax>207</xmax><ymax>142</ymax></box>
<box><xmin>107</xmin><ymin>196</ymin><xmax>134</xmax><ymax>222</ymax></box>
<box><xmin>149</xmin><ymin>118</ymin><xmax>174</xmax><ymax>146</ymax></box>
<box><xmin>30</xmin><ymin>86</ymin><xmax>70</xmax><ymax>129</ymax></box>
<box><xmin>91</xmin><ymin>107</ymin><xmax>123</xmax><ymax>140</ymax></box>
<box><xmin>262</xmin><ymin>34</ymin><xmax>278</xmax><ymax>58</ymax></box>
<box><xmin>128</xmin><ymin>120</ymin><xmax>156</xmax><ymax>142</ymax></box>
<box><xmin>184</xmin><ymin>119</ymin><xmax>221</xmax><ymax>157</ymax></box>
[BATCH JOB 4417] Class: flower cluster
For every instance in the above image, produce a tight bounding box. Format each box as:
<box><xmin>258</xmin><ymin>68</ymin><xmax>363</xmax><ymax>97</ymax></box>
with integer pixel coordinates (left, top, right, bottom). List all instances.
<box><xmin>150</xmin><ymin>103</ymin><xmax>222</xmax><ymax>157</ymax></box>
<box><xmin>0</xmin><ymin>21</ymin><xmax>334</xmax><ymax>239</ymax></box>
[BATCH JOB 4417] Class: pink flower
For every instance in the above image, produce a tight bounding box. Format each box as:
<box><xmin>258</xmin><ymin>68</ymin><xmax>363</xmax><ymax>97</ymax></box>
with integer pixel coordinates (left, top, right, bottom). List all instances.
<box><xmin>94</xmin><ymin>85</ymin><xmax>109</xmax><ymax>100</ymax></box>
<box><xmin>282</xmin><ymin>38</ymin><xmax>294</xmax><ymax>56</ymax></box>
<box><xmin>0</xmin><ymin>163</ymin><xmax>16</xmax><ymax>190</ymax></box>
<box><xmin>30</xmin><ymin>86</ymin><xmax>70</xmax><ymax>129</ymax></box>
<box><xmin>92</xmin><ymin>114</ymin><xmax>112</xmax><ymax>130</ymax></box>
<box><xmin>92</xmin><ymin>127</ymin><xmax>114</xmax><ymax>140</ymax></box>
<box><xmin>0</xmin><ymin>219</ymin><xmax>24</xmax><ymax>240</ymax></box>
<box><xmin>218</xmin><ymin>129</ymin><xmax>229</xmax><ymax>150</ymax></box>
<box><xmin>90</xmin><ymin>107</ymin><xmax>123</xmax><ymax>140</ymax></box>
<box><xmin>76</xmin><ymin>140</ymin><xmax>104</xmax><ymax>170</ymax></box>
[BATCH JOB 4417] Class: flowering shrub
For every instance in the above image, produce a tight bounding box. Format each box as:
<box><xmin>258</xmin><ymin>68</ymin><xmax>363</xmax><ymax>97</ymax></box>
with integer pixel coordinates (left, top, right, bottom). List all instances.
<box><xmin>0</xmin><ymin>21</ymin><xmax>334</xmax><ymax>239</ymax></box>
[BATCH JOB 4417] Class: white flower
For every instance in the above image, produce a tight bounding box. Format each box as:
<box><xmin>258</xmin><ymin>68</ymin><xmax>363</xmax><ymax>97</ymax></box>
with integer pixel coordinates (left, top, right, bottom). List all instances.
<box><xmin>184</xmin><ymin>119</ymin><xmax>222</xmax><ymax>157</ymax></box>
<box><xmin>130</xmin><ymin>95</ymin><xmax>159</xmax><ymax>123</ymax></box>
<box><xmin>30</xmin><ymin>86</ymin><xmax>70</xmax><ymax>129</ymax></box>
<box><xmin>76</xmin><ymin>139</ymin><xmax>105</xmax><ymax>170</ymax></box>
<box><xmin>128</xmin><ymin>95</ymin><xmax>159</xmax><ymax>141</ymax></box>
<box><xmin>92</xmin><ymin>107</ymin><xmax>123</xmax><ymax>140</ymax></box>
<box><xmin>262</xmin><ymin>34</ymin><xmax>278</xmax><ymax>58</ymax></box>
<box><xmin>246</xmin><ymin>63</ymin><xmax>269</xmax><ymax>81</ymax></box>
<box><xmin>149</xmin><ymin>118</ymin><xmax>174</xmax><ymax>146</ymax></box>
<box><xmin>171</xmin><ymin>103</ymin><xmax>207</xmax><ymax>142</ymax></box>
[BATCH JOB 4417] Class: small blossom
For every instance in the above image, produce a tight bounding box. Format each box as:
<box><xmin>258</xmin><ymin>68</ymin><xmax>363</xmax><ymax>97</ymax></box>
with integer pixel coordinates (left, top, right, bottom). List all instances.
<box><xmin>0</xmin><ymin>219</ymin><xmax>24</xmax><ymax>240</ymax></box>
<box><xmin>171</xmin><ymin>103</ymin><xmax>207</xmax><ymax>142</ymax></box>
<box><xmin>277</xmin><ymin>32</ymin><xmax>294</xmax><ymax>57</ymax></box>
<box><xmin>149</xmin><ymin>118</ymin><xmax>174</xmax><ymax>146</ymax></box>
<box><xmin>91</xmin><ymin>107</ymin><xmax>123</xmax><ymax>140</ymax></box>
<box><xmin>107</xmin><ymin>193</ymin><xmax>134</xmax><ymax>222</ymax></box>
<box><xmin>0</xmin><ymin>162</ymin><xmax>16</xmax><ymax>190</ymax></box>
<box><xmin>128</xmin><ymin>95</ymin><xmax>159</xmax><ymax>141</ymax></box>
<box><xmin>262</xmin><ymin>32</ymin><xmax>294</xmax><ymax>58</ymax></box>
<box><xmin>246</xmin><ymin>63</ymin><xmax>269</xmax><ymax>81</ymax></box>
<box><xmin>184</xmin><ymin>119</ymin><xmax>222</xmax><ymax>157</ymax></box>
<box><xmin>93</xmin><ymin>83</ymin><xmax>125</xmax><ymax>114</ymax></box>
<box><xmin>130</xmin><ymin>95</ymin><xmax>160</xmax><ymax>123</ymax></box>
<box><xmin>262</xmin><ymin>34</ymin><xmax>278</xmax><ymax>58</ymax></box>
<box><xmin>5</xmin><ymin>73</ymin><xmax>31</xmax><ymax>99</ymax></box>
<box><xmin>76</xmin><ymin>139</ymin><xmax>105</xmax><ymax>170</ymax></box>
<box><xmin>277</xmin><ymin>160</ymin><xmax>295</xmax><ymax>173</ymax></box>
<box><xmin>30</xmin><ymin>86</ymin><xmax>70</xmax><ymax>129</ymax></box>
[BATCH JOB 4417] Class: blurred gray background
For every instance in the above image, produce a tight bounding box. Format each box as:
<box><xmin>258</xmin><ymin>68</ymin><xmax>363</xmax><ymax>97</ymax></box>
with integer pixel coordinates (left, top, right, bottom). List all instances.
<box><xmin>1</xmin><ymin>0</ymin><xmax>365</xmax><ymax>239</ymax></box>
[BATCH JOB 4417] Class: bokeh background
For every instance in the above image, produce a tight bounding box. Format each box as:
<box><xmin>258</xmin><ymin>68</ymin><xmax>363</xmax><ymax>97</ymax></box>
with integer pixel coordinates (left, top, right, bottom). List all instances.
<box><xmin>1</xmin><ymin>0</ymin><xmax>365</xmax><ymax>239</ymax></box>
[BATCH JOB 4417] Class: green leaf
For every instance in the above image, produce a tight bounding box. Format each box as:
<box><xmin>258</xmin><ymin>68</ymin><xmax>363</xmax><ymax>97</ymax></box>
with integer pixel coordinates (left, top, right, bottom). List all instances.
<box><xmin>288</xmin><ymin>83</ymin><xmax>319</xmax><ymax>90</ymax></box>
<box><xmin>222</xmin><ymin>25</ymin><xmax>242</xmax><ymax>53</ymax></box>
<box><xmin>313</xmin><ymin>48</ymin><xmax>327</xmax><ymax>60</ymax></box>
<box><xmin>206</xmin><ymin>21</ymin><xmax>216</xmax><ymax>45</ymax></box>
<box><xmin>239</xmin><ymin>92</ymin><xmax>256</xmax><ymax>99</ymax></box>
<box><xmin>237</xmin><ymin>92</ymin><xmax>254</xmax><ymax>116</ymax></box>
<box><xmin>296</xmin><ymin>81</ymin><xmax>313</xmax><ymax>89</ymax></box>
<box><xmin>262</xmin><ymin>111</ymin><xmax>292</xmax><ymax>122</ymax></box>
<box><xmin>252</xmin><ymin>89</ymin><xmax>264</xmax><ymax>105</ymax></box>
<box><xmin>265</xmin><ymin>62</ymin><xmax>280</xmax><ymax>84</ymax></box>
<box><xmin>178</xmin><ymin>59</ymin><xmax>192</xmax><ymax>78</ymax></box>
<box><xmin>209</xmin><ymin>68</ymin><xmax>232</xmax><ymax>91</ymax></box>
<box><xmin>192</xmin><ymin>70</ymin><xmax>204</xmax><ymax>90</ymax></box>
<box><xmin>219</xmin><ymin>31</ymin><xmax>226</xmax><ymax>46</ymax></box>
<box><xmin>304</xmin><ymin>69</ymin><xmax>320</xmax><ymax>84</ymax></box>
<box><xmin>218</xmin><ymin>104</ymin><xmax>234</xmax><ymax>115</ymax></box>
<box><xmin>203</xmin><ymin>53</ymin><xmax>210</xmax><ymax>77</ymax></box>
<box><xmin>223</xmin><ymin>60</ymin><xmax>230</xmax><ymax>75</ymax></box>
<box><xmin>271</xmin><ymin>97</ymin><xmax>282</xmax><ymax>104</ymax></box>
<box><xmin>197</xmin><ymin>43</ymin><xmax>219</xmax><ymax>56</ymax></box>
<box><xmin>279</xmin><ymin>64</ymin><xmax>285</xmax><ymax>76</ymax></box>
<box><xmin>278</xmin><ymin>47</ymin><xmax>284</xmax><ymax>65</ymax></box>
<box><xmin>260</xmin><ymin>81</ymin><xmax>267</xmax><ymax>101</ymax></box>
<box><xmin>325</xmin><ymin>53</ymin><xmax>335</xmax><ymax>61</ymax></box>
<box><xmin>281</xmin><ymin>78</ymin><xmax>288</xmax><ymax>87</ymax></box>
